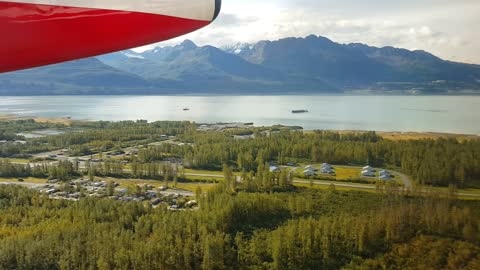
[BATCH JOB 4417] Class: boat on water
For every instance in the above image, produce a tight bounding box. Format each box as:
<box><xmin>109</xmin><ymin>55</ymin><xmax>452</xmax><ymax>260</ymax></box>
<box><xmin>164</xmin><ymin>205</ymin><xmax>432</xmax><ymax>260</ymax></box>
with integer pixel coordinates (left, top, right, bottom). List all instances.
<box><xmin>183</xmin><ymin>108</ymin><xmax>190</xmax><ymax>111</ymax></box>
<box><xmin>291</xmin><ymin>110</ymin><xmax>309</xmax><ymax>114</ymax></box>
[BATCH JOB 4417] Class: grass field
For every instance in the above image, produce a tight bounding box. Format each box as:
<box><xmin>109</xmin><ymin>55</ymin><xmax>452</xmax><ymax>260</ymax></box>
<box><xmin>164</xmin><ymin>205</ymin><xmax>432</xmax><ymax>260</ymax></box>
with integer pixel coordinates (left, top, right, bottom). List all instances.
<box><xmin>183</xmin><ymin>174</ymin><xmax>222</xmax><ymax>182</ymax></box>
<box><xmin>33</xmin><ymin>117</ymin><xmax>73</xmax><ymax>126</ymax></box>
<box><xmin>293</xmin><ymin>182</ymin><xmax>377</xmax><ymax>193</ymax></box>
<box><xmin>0</xmin><ymin>177</ymin><xmax>47</xmax><ymax>184</ymax></box>
<box><xmin>295</xmin><ymin>164</ymin><xmax>376</xmax><ymax>183</ymax></box>
<box><xmin>0</xmin><ymin>158</ymin><xmax>31</xmax><ymax>164</ymax></box>
<box><xmin>91</xmin><ymin>176</ymin><xmax>216</xmax><ymax>191</ymax></box>
<box><xmin>174</xmin><ymin>182</ymin><xmax>217</xmax><ymax>192</ymax></box>
<box><xmin>0</xmin><ymin>114</ymin><xmax>73</xmax><ymax>125</ymax></box>
<box><xmin>184</xmin><ymin>168</ymin><xmax>223</xmax><ymax>175</ymax></box>
<box><xmin>426</xmin><ymin>185</ymin><xmax>480</xmax><ymax>196</ymax></box>
<box><xmin>335</xmin><ymin>166</ymin><xmax>365</xmax><ymax>180</ymax></box>
<box><xmin>303</xmin><ymin>130</ymin><xmax>479</xmax><ymax>141</ymax></box>
<box><xmin>0</xmin><ymin>114</ymin><xmax>20</xmax><ymax>121</ymax></box>
<box><xmin>378</xmin><ymin>132</ymin><xmax>479</xmax><ymax>141</ymax></box>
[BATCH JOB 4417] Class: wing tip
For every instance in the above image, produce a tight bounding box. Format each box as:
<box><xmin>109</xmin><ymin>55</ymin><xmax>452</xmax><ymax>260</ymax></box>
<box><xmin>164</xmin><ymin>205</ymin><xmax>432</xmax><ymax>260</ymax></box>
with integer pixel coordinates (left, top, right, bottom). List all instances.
<box><xmin>213</xmin><ymin>0</ymin><xmax>221</xmax><ymax>21</ymax></box>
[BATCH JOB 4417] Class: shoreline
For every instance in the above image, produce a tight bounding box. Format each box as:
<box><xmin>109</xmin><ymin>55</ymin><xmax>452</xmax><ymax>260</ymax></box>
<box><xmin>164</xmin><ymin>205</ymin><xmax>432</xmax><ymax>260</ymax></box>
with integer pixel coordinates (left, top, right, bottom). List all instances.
<box><xmin>1</xmin><ymin>93</ymin><xmax>480</xmax><ymax>97</ymax></box>
<box><xmin>0</xmin><ymin>114</ymin><xmax>74</xmax><ymax>125</ymax></box>
<box><xmin>334</xmin><ymin>130</ymin><xmax>480</xmax><ymax>141</ymax></box>
<box><xmin>2</xmin><ymin>114</ymin><xmax>478</xmax><ymax>140</ymax></box>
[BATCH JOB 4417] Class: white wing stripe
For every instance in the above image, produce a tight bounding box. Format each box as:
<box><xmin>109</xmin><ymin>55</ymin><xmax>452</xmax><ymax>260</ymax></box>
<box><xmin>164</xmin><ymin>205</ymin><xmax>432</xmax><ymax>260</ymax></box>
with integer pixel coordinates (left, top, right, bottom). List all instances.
<box><xmin>3</xmin><ymin>0</ymin><xmax>215</xmax><ymax>21</ymax></box>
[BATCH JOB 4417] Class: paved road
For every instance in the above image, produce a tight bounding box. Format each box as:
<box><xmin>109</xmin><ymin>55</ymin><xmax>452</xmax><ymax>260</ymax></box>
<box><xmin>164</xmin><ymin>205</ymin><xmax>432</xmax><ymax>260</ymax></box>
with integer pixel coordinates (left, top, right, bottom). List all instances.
<box><xmin>326</xmin><ymin>164</ymin><xmax>413</xmax><ymax>189</ymax></box>
<box><xmin>392</xmin><ymin>171</ymin><xmax>413</xmax><ymax>189</ymax></box>
<box><xmin>287</xmin><ymin>164</ymin><xmax>413</xmax><ymax>189</ymax></box>
<box><xmin>457</xmin><ymin>192</ymin><xmax>480</xmax><ymax>198</ymax></box>
<box><xmin>293</xmin><ymin>180</ymin><xmax>375</xmax><ymax>190</ymax></box>
<box><xmin>292</xmin><ymin>180</ymin><xmax>480</xmax><ymax>198</ymax></box>
<box><xmin>159</xmin><ymin>189</ymin><xmax>194</xmax><ymax>197</ymax></box>
<box><xmin>0</xmin><ymin>182</ymin><xmax>50</xmax><ymax>188</ymax></box>
<box><xmin>11</xmin><ymin>161</ymin><xmax>479</xmax><ymax>198</ymax></box>
<box><xmin>184</xmin><ymin>173</ymin><xmax>223</xmax><ymax>178</ymax></box>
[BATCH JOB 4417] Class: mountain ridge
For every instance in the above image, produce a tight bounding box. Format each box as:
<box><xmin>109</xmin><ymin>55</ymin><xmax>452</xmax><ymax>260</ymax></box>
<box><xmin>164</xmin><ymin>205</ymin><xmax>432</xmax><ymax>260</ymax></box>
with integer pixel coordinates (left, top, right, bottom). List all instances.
<box><xmin>1</xmin><ymin>35</ymin><xmax>479</xmax><ymax>95</ymax></box>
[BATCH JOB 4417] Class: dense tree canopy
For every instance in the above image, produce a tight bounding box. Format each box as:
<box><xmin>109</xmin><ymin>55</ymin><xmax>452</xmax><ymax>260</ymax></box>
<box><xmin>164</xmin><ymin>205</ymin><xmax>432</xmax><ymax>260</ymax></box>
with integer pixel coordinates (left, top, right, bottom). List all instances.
<box><xmin>0</xmin><ymin>185</ymin><xmax>478</xmax><ymax>269</ymax></box>
<box><xmin>2</xmin><ymin>120</ymin><xmax>479</xmax><ymax>187</ymax></box>
<box><xmin>1</xmin><ymin>119</ymin><xmax>480</xmax><ymax>269</ymax></box>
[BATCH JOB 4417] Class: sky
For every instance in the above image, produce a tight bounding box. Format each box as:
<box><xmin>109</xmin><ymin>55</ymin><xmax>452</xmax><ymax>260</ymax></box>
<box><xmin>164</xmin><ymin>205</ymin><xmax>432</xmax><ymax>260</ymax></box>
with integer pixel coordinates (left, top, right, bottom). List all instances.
<box><xmin>136</xmin><ymin>0</ymin><xmax>480</xmax><ymax>64</ymax></box>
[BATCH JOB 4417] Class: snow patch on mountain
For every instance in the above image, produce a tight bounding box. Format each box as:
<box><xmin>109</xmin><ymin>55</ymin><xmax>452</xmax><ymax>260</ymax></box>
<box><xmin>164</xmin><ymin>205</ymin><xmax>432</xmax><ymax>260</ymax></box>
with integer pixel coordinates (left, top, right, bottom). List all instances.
<box><xmin>122</xmin><ymin>52</ymin><xmax>144</xmax><ymax>59</ymax></box>
<box><xmin>222</xmin><ymin>43</ymin><xmax>254</xmax><ymax>55</ymax></box>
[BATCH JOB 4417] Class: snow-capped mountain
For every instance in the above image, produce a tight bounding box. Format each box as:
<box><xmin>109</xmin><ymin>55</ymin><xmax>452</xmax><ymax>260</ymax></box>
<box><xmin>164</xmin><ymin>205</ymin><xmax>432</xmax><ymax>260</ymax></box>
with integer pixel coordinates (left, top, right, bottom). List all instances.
<box><xmin>2</xmin><ymin>35</ymin><xmax>480</xmax><ymax>95</ymax></box>
<box><xmin>221</xmin><ymin>43</ymin><xmax>254</xmax><ymax>55</ymax></box>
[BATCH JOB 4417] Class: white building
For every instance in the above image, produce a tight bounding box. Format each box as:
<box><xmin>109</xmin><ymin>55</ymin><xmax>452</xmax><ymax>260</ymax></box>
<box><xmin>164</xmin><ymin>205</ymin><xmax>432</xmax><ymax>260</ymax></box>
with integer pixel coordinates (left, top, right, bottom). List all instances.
<box><xmin>361</xmin><ymin>170</ymin><xmax>375</xmax><ymax>177</ymax></box>
<box><xmin>303</xmin><ymin>169</ymin><xmax>316</xmax><ymax>177</ymax></box>
<box><xmin>269</xmin><ymin>166</ymin><xmax>281</xmax><ymax>173</ymax></box>
<box><xmin>320</xmin><ymin>167</ymin><xmax>334</xmax><ymax>174</ymax></box>
<box><xmin>379</xmin><ymin>175</ymin><xmax>392</xmax><ymax>180</ymax></box>
<box><xmin>363</xmin><ymin>166</ymin><xmax>375</xmax><ymax>172</ymax></box>
<box><xmin>379</xmin><ymin>170</ymin><xmax>391</xmax><ymax>176</ymax></box>
<box><xmin>321</xmin><ymin>163</ymin><xmax>332</xmax><ymax>168</ymax></box>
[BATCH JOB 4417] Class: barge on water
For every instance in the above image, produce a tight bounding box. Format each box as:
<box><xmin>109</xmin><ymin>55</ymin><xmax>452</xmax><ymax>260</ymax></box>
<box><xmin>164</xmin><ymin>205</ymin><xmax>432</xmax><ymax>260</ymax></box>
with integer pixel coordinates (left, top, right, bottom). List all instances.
<box><xmin>291</xmin><ymin>110</ymin><xmax>309</xmax><ymax>114</ymax></box>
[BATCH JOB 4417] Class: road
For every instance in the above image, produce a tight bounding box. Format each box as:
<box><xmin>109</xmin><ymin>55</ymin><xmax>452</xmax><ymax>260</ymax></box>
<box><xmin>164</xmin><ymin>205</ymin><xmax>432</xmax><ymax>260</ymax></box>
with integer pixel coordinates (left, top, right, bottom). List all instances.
<box><xmin>159</xmin><ymin>188</ymin><xmax>194</xmax><ymax>197</ymax></box>
<box><xmin>292</xmin><ymin>180</ymin><xmax>480</xmax><ymax>198</ymax></box>
<box><xmin>293</xmin><ymin>179</ymin><xmax>375</xmax><ymax>190</ymax></box>
<box><xmin>183</xmin><ymin>173</ymin><xmax>223</xmax><ymax>178</ymax></box>
<box><xmin>286</xmin><ymin>164</ymin><xmax>413</xmax><ymax>188</ymax></box>
<box><xmin>392</xmin><ymin>171</ymin><xmax>413</xmax><ymax>189</ymax></box>
<box><xmin>11</xmin><ymin>159</ymin><xmax>479</xmax><ymax>198</ymax></box>
<box><xmin>2</xmin><ymin>161</ymin><xmax>428</xmax><ymax>193</ymax></box>
<box><xmin>0</xmin><ymin>182</ymin><xmax>46</xmax><ymax>188</ymax></box>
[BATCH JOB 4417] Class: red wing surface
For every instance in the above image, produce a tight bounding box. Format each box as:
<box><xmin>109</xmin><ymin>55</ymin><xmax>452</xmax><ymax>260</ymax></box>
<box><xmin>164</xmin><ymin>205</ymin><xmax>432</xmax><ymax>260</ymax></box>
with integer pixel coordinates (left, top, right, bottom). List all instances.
<box><xmin>0</xmin><ymin>0</ymin><xmax>221</xmax><ymax>72</ymax></box>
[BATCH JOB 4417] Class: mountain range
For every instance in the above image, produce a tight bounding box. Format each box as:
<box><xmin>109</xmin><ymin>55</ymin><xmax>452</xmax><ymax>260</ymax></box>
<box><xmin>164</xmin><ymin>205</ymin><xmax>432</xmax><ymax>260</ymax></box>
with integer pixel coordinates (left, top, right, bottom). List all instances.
<box><xmin>1</xmin><ymin>35</ymin><xmax>479</xmax><ymax>95</ymax></box>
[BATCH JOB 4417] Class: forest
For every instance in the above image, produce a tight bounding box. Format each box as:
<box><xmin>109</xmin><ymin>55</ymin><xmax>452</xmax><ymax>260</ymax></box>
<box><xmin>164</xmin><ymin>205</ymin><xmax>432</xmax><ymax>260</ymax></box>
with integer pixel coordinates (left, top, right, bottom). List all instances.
<box><xmin>175</xmin><ymin>130</ymin><xmax>480</xmax><ymax>187</ymax></box>
<box><xmin>1</xmin><ymin>120</ymin><xmax>479</xmax><ymax>187</ymax></box>
<box><xmin>1</xmin><ymin>119</ymin><xmax>480</xmax><ymax>269</ymax></box>
<box><xmin>0</xmin><ymin>183</ymin><xmax>479</xmax><ymax>269</ymax></box>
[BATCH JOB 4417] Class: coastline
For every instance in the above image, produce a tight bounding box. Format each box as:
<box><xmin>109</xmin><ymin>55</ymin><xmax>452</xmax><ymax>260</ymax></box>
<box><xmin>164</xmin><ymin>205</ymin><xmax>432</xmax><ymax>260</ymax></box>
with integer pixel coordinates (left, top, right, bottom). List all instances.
<box><xmin>2</xmin><ymin>114</ymin><xmax>478</xmax><ymax>140</ymax></box>
<box><xmin>0</xmin><ymin>114</ymin><xmax>74</xmax><ymax>125</ymax></box>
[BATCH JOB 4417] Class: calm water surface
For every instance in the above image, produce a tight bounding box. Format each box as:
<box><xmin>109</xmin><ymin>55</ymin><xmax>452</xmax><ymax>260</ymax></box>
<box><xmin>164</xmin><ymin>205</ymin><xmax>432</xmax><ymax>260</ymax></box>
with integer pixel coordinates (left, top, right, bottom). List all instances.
<box><xmin>0</xmin><ymin>96</ymin><xmax>478</xmax><ymax>134</ymax></box>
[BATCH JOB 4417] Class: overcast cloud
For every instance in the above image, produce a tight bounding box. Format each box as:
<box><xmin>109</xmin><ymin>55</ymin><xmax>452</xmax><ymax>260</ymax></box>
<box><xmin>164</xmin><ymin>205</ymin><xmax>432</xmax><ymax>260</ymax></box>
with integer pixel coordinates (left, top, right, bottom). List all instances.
<box><xmin>136</xmin><ymin>0</ymin><xmax>480</xmax><ymax>64</ymax></box>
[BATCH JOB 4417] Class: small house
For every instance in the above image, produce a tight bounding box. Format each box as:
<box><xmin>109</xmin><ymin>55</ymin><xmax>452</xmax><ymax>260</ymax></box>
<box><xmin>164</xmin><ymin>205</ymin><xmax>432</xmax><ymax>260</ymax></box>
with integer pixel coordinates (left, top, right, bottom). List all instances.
<box><xmin>321</xmin><ymin>163</ymin><xmax>332</xmax><ymax>169</ymax></box>
<box><xmin>233</xmin><ymin>134</ymin><xmax>255</xmax><ymax>140</ymax></box>
<box><xmin>379</xmin><ymin>170</ymin><xmax>391</xmax><ymax>176</ymax></box>
<box><xmin>186</xmin><ymin>200</ymin><xmax>198</xmax><ymax>207</ymax></box>
<box><xmin>305</xmin><ymin>165</ymin><xmax>317</xmax><ymax>171</ymax></box>
<box><xmin>361</xmin><ymin>170</ymin><xmax>375</xmax><ymax>177</ymax></box>
<box><xmin>69</xmin><ymin>193</ymin><xmax>81</xmax><ymax>199</ymax></box>
<box><xmin>379</xmin><ymin>175</ymin><xmax>392</xmax><ymax>181</ymax></box>
<box><xmin>320</xmin><ymin>167</ymin><xmax>334</xmax><ymax>174</ymax></box>
<box><xmin>269</xmin><ymin>166</ymin><xmax>281</xmax><ymax>173</ymax></box>
<box><xmin>303</xmin><ymin>169</ymin><xmax>316</xmax><ymax>177</ymax></box>
<box><xmin>363</xmin><ymin>166</ymin><xmax>375</xmax><ymax>172</ymax></box>
<box><xmin>151</xmin><ymin>198</ymin><xmax>161</xmax><ymax>206</ymax></box>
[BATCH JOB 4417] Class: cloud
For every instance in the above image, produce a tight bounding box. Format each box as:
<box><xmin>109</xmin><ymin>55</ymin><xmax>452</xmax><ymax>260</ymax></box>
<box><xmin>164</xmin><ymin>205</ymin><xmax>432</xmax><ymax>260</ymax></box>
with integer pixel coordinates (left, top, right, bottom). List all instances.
<box><xmin>214</xmin><ymin>13</ymin><xmax>258</xmax><ymax>26</ymax></box>
<box><xmin>135</xmin><ymin>0</ymin><xmax>480</xmax><ymax>64</ymax></box>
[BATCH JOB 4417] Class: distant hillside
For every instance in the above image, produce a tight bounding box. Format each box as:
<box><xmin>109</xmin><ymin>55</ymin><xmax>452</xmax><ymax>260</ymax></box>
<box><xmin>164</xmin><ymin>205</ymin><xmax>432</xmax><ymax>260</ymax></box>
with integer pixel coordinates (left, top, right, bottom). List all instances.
<box><xmin>1</xmin><ymin>35</ymin><xmax>479</xmax><ymax>95</ymax></box>
<box><xmin>0</xmin><ymin>58</ymin><xmax>150</xmax><ymax>95</ymax></box>
<box><xmin>225</xmin><ymin>35</ymin><xmax>480</xmax><ymax>93</ymax></box>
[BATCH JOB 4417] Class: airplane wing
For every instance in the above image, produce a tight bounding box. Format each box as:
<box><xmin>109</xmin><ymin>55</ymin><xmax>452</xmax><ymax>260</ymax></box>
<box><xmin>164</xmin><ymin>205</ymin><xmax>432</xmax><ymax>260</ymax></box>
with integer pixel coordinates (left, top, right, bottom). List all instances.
<box><xmin>0</xmin><ymin>0</ymin><xmax>221</xmax><ymax>73</ymax></box>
